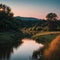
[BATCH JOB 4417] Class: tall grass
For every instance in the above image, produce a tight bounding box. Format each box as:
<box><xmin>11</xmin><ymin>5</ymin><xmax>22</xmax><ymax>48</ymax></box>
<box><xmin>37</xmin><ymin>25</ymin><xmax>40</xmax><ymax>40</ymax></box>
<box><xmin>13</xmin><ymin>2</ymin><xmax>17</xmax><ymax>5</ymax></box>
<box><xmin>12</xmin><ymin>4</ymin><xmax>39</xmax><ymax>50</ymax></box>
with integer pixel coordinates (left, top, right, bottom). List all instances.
<box><xmin>43</xmin><ymin>35</ymin><xmax>60</xmax><ymax>60</ymax></box>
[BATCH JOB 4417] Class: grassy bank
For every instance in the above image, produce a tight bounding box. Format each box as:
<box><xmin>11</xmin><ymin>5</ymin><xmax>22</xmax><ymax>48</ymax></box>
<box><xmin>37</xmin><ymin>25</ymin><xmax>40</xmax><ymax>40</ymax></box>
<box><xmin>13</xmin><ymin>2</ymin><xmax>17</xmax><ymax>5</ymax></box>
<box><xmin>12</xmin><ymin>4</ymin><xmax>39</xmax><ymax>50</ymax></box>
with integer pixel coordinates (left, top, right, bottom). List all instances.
<box><xmin>0</xmin><ymin>31</ymin><xmax>60</xmax><ymax>44</ymax></box>
<box><xmin>32</xmin><ymin>31</ymin><xmax>60</xmax><ymax>44</ymax></box>
<box><xmin>32</xmin><ymin>32</ymin><xmax>60</xmax><ymax>60</ymax></box>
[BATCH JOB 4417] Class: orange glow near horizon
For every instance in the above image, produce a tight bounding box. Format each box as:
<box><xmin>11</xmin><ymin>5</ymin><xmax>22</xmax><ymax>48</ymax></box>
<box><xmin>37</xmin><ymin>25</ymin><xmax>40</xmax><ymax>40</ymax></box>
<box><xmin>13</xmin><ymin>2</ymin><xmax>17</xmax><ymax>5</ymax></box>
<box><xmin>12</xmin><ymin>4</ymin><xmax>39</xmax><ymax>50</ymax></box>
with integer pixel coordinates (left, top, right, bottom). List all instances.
<box><xmin>12</xmin><ymin>9</ymin><xmax>60</xmax><ymax>19</ymax></box>
<box><xmin>13</xmin><ymin>10</ymin><xmax>46</xmax><ymax>19</ymax></box>
<box><xmin>11</xmin><ymin>5</ymin><xmax>60</xmax><ymax>19</ymax></box>
<box><xmin>0</xmin><ymin>8</ymin><xmax>4</xmax><ymax>11</ymax></box>
<box><xmin>0</xmin><ymin>0</ymin><xmax>60</xmax><ymax>19</ymax></box>
<box><xmin>11</xmin><ymin>7</ymin><xmax>43</xmax><ymax>19</ymax></box>
<box><xmin>14</xmin><ymin>12</ymin><xmax>60</xmax><ymax>19</ymax></box>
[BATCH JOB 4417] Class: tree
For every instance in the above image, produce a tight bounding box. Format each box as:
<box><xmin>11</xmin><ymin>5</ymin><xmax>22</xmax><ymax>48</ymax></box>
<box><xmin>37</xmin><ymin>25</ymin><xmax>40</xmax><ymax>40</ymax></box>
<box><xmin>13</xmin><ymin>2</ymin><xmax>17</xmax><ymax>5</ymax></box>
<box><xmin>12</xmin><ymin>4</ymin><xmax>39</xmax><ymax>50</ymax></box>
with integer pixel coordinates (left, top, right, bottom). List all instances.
<box><xmin>0</xmin><ymin>4</ymin><xmax>13</xmax><ymax>20</ymax></box>
<box><xmin>46</xmin><ymin>13</ymin><xmax>58</xmax><ymax>31</ymax></box>
<box><xmin>46</xmin><ymin>13</ymin><xmax>58</xmax><ymax>20</ymax></box>
<box><xmin>0</xmin><ymin>4</ymin><xmax>18</xmax><ymax>32</ymax></box>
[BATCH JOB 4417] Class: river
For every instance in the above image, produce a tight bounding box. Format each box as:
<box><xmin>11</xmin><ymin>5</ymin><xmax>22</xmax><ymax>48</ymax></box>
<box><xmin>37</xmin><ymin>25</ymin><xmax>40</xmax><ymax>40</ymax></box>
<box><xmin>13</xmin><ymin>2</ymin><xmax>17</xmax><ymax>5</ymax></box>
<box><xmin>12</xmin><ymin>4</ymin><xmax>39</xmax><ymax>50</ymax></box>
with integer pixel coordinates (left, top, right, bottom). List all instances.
<box><xmin>0</xmin><ymin>38</ymin><xmax>44</xmax><ymax>60</ymax></box>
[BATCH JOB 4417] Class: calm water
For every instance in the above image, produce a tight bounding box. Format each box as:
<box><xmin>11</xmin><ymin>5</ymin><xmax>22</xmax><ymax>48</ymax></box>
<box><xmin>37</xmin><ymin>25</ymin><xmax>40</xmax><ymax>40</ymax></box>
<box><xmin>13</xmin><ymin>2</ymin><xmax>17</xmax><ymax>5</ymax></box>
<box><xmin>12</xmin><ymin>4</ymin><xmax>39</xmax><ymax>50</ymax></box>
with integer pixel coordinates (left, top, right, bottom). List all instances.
<box><xmin>0</xmin><ymin>38</ymin><xmax>44</xmax><ymax>60</ymax></box>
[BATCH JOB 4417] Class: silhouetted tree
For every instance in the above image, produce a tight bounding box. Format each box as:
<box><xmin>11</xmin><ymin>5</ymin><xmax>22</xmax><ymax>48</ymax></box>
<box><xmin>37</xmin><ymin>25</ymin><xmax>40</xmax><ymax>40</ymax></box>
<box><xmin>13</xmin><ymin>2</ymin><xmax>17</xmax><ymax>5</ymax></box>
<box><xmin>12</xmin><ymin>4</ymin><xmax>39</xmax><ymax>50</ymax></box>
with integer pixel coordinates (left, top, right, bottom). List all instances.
<box><xmin>46</xmin><ymin>13</ymin><xmax>58</xmax><ymax>31</ymax></box>
<box><xmin>0</xmin><ymin>4</ymin><xmax>18</xmax><ymax>32</ymax></box>
<box><xmin>0</xmin><ymin>4</ymin><xmax>13</xmax><ymax>19</ymax></box>
<box><xmin>46</xmin><ymin>13</ymin><xmax>58</xmax><ymax>20</ymax></box>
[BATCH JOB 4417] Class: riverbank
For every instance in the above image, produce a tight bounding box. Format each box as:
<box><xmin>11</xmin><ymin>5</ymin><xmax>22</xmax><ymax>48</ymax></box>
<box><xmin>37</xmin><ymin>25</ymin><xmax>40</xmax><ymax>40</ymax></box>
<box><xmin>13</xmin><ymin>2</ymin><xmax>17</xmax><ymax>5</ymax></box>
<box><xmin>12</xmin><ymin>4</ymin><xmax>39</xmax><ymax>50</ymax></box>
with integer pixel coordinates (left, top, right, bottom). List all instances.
<box><xmin>0</xmin><ymin>31</ymin><xmax>60</xmax><ymax>44</ymax></box>
<box><xmin>32</xmin><ymin>31</ymin><xmax>60</xmax><ymax>44</ymax></box>
<box><xmin>32</xmin><ymin>32</ymin><xmax>60</xmax><ymax>60</ymax></box>
<box><xmin>0</xmin><ymin>32</ymin><xmax>23</xmax><ymax>44</ymax></box>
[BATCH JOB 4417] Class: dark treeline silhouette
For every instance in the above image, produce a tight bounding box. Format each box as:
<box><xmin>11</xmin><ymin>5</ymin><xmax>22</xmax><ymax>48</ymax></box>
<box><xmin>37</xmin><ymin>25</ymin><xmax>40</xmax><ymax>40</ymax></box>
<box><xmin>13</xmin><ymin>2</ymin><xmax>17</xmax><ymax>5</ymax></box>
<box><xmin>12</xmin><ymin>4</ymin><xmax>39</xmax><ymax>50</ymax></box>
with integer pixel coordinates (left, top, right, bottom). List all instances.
<box><xmin>0</xmin><ymin>40</ymin><xmax>23</xmax><ymax>60</ymax></box>
<box><xmin>0</xmin><ymin>4</ymin><xmax>21</xmax><ymax>32</ymax></box>
<box><xmin>15</xmin><ymin>13</ymin><xmax>60</xmax><ymax>32</ymax></box>
<box><xmin>0</xmin><ymin>4</ymin><xmax>60</xmax><ymax>33</ymax></box>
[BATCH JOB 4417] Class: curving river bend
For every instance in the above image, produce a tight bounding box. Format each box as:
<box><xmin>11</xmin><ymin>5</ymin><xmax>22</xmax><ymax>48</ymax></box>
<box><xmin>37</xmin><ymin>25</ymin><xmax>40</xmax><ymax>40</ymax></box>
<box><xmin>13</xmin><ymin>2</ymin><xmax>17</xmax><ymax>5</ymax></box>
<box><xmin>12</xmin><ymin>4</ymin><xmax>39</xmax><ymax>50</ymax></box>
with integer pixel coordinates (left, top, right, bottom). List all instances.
<box><xmin>0</xmin><ymin>38</ymin><xmax>44</xmax><ymax>60</ymax></box>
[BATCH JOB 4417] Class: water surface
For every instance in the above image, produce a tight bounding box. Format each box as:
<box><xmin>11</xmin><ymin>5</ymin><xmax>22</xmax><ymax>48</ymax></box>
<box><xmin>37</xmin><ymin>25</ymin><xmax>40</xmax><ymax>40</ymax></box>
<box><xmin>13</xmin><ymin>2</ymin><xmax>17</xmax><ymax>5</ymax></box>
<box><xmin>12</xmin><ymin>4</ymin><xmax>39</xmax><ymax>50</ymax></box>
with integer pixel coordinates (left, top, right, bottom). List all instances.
<box><xmin>0</xmin><ymin>38</ymin><xmax>44</xmax><ymax>60</ymax></box>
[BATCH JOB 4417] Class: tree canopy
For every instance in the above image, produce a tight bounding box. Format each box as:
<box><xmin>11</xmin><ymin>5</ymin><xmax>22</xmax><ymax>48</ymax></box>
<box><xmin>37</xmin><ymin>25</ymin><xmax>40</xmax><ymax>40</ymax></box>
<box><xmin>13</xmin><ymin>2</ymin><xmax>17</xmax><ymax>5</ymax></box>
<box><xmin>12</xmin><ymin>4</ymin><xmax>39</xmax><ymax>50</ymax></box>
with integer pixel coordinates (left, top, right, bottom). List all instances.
<box><xmin>0</xmin><ymin>4</ymin><xmax>13</xmax><ymax>20</ymax></box>
<box><xmin>46</xmin><ymin>13</ymin><xmax>58</xmax><ymax>20</ymax></box>
<box><xmin>0</xmin><ymin>4</ymin><xmax>18</xmax><ymax>32</ymax></box>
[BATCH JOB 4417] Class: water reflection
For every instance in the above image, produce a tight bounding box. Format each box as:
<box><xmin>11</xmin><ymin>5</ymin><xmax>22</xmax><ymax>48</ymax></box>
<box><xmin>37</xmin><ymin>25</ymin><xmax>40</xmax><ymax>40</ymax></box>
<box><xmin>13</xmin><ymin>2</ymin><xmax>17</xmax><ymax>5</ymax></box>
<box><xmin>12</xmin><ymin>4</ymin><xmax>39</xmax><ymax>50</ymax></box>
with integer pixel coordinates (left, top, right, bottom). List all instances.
<box><xmin>10</xmin><ymin>39</ymin><xmax>43</xmax><ymax>60</ymax></box>
<box><xmin>0</xmin><ymin>40</ymin><xmax>23</xmax><ymax>60</ymax></box>
<box><xmin>0</xmin><ymin>39</ymin><xmax>43</xmax><ymax>60</ymax></box>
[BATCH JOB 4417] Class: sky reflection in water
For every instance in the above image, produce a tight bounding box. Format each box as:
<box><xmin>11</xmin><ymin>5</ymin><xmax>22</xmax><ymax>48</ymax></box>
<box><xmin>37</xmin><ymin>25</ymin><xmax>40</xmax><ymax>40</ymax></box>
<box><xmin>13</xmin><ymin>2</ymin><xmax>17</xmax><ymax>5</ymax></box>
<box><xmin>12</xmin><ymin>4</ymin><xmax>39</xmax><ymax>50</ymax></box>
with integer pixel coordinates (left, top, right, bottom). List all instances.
<box><xmin>10</xmin><ymin>39</ymin><xmax>44</xmax><ymax>60</ymax></box>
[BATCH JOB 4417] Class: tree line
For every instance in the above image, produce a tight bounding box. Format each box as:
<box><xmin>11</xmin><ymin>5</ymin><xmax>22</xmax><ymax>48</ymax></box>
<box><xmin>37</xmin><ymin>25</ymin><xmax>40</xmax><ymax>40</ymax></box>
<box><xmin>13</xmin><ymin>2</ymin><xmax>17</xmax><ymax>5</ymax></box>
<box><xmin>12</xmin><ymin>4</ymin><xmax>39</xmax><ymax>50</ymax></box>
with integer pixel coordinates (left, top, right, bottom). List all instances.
<box><xmin>0</xmin><ymin>4</ymin><xmax>60</xmax><ymax>32</ymax></box>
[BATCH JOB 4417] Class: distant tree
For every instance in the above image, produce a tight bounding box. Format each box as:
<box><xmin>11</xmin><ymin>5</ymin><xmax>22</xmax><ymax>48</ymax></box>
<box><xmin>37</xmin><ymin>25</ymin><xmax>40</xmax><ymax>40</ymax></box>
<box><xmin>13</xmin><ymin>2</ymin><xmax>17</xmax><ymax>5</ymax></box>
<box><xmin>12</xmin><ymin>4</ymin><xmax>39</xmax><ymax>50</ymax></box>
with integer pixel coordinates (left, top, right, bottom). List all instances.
<box><xmin>46</xmin><ymin>13</ymin><xmax>58</xmax><ymax>31</ymax></box>
<box><xmin>46</xmin><ymin>13</ymin><xmax>58</xmax><ymax>20</ymax></box>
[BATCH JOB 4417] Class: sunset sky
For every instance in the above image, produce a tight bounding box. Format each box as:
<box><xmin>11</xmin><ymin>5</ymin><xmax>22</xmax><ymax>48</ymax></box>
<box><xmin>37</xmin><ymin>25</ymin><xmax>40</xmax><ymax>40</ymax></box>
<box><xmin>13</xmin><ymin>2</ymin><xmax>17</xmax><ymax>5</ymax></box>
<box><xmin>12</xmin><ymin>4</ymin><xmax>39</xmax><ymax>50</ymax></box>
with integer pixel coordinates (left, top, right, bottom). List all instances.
<box><xmin>0</xmin><ymin>0</ymin><xmax>60</xmax><ymax>19</ymax></box>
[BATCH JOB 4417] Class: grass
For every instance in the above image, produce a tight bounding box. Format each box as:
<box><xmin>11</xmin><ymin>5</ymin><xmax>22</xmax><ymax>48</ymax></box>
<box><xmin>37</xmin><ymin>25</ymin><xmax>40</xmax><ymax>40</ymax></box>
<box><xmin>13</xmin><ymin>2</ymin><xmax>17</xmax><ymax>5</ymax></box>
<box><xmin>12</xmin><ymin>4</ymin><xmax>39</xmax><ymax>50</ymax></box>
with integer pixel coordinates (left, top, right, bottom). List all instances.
<box><xmin>32</xmin><ymin>31</ymin><xmax>60</xmax><ymax>44</ymax></box>
<box><xmin>0</xmin><ymin>31</ymin><xmax>60</xmax><ymax>44</ymax></box>
<box><xmin>32</xmin><ymin>31</ymin><xmax>60</xmax><ymax>38</ymax></box>
<box><xmin>32</xmin><ymin>31</ymin><xmax>60</xmax><ymax>60</ymax></box>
